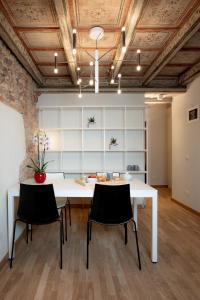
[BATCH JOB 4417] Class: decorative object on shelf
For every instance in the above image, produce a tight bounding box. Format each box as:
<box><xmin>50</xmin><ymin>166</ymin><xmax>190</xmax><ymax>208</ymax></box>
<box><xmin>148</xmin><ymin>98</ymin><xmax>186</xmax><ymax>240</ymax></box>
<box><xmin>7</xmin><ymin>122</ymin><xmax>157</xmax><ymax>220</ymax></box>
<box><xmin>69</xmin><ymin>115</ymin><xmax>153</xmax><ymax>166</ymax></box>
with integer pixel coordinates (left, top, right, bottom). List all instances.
<box><xmin>87</xmin><ymin>116</ymin><xmax>96</xmax><ymax>127</ymax></box>
<box><xmin>26</xmin><ymin>130</ymin><xmax>51</xmax><ymax>184</ymax></box>
<box><xmin>127</xmin><ymin>164</ymin><xmax>140</xmax><ymax>171</ymax></box>
<box><xmin>109</xmin><ymin>137</ymin><xmax>118</xmax><ymax>149</ymax></box>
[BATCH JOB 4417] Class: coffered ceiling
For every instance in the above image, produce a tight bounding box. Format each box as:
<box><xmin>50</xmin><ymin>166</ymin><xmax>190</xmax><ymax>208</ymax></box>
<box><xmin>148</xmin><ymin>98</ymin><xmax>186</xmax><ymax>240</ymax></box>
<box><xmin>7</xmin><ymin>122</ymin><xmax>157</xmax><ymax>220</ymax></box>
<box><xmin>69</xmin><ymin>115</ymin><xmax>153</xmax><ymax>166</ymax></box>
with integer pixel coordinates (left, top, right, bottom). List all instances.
<box><xmin>0</xmin><ymin>0</ymin><xmax>200</xmax><ymax>91</ymax></box>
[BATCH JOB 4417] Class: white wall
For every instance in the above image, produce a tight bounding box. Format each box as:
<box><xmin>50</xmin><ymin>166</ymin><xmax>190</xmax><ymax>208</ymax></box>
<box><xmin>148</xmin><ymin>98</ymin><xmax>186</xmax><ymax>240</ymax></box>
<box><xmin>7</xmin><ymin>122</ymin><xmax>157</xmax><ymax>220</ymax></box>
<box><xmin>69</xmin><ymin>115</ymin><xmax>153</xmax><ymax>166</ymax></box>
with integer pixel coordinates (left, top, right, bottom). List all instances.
<box><xmin>146</xmin><ymin>104</ymin><xmax>169</xmax><ymax>186</ymax></box>
<box><xmin>172</xmin><ymin>76</ymin><xmax>200</xmax><ymax>212</ymax></box>
<box><xmin>0</xmin><ymin>103</ymin><xmax>26</xmax><ymax>261</ymax></box>
<box><xmin>38</xmin><ymin>93</ymin><xmax>144</xmax><ymax>107</ymax></box>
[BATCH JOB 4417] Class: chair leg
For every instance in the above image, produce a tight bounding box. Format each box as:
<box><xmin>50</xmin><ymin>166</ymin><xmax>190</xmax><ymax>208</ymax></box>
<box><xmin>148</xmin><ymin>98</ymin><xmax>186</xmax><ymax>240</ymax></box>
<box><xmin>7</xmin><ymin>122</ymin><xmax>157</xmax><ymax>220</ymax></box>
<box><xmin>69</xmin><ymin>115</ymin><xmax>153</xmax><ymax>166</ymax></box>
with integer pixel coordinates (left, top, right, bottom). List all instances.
<box><xmin>124</xmin><ymin>223</ymin><xmax>128</xmax><ymax>245</ymax></box>
<box><xmin>26</xmin><ymin>223</ymin><xmax>29</xmax><ymax>244</ymax></box>
<box><xmin>87</xmin><ymin>220</ymin><xmax>90</xmax><ymax>269</ymax></box>
<box><xmin>10</xmin><ymin>220</ymin><xmax>18</xmax><ymax>268</ymax></box>
<box><xmin>30</xmin><ymin>224</ymin><xmax>32</xmax><ymax>241</ymax></box>
<box><xmin>89</xmin><ymin>222</ymin><xmax>92</xmax><ymax>241</ymax></box>
<box><xmin>64</xmin><ymin>206</ymin><xmax>67</xmax><ymax>241</ymax></box>
<box><xmin>67</xmin><ymin>198</ymin><xmax>72</xmax><ymax>226</ymax></box>
<box><xmin>132</xmin><ymin>220</ymin><xmax>141</xmax><ymax>270</ymax></box>
<box><xmin>59</xmin><ymin>216</ymin><xmax>63</xmax><ymax>269</ymax></box>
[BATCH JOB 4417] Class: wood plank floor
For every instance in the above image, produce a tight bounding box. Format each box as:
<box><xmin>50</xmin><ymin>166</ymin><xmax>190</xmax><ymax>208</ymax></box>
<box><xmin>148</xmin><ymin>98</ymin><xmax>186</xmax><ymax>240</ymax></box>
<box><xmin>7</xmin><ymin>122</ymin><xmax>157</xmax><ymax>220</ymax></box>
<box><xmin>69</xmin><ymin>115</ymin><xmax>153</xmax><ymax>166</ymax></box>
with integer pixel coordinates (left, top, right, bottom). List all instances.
<box><xmin>0</xmin><ymin>188</ymin><xmax>200</xmax><ymax>300</ymax></box>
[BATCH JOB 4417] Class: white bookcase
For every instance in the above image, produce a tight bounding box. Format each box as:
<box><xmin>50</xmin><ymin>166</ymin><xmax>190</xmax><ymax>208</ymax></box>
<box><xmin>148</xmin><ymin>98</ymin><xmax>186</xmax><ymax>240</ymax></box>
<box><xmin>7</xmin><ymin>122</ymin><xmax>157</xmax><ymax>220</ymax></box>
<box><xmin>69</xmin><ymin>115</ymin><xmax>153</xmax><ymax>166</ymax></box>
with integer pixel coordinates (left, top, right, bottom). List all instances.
<box><xmin>39</xmin><ymin>106</ymin><xmax>148</xmax><ymax>182</ymax></box>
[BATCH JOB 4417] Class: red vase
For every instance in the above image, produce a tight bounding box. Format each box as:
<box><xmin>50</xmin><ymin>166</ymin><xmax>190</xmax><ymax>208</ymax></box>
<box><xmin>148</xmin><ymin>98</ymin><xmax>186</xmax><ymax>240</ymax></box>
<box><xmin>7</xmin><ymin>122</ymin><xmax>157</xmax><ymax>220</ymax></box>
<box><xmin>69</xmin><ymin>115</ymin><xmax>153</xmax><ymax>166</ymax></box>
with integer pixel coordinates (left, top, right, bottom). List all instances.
<box><xmin>34</xmin><ymin>172</ymin><xmax>46</xmax><ymax>184</ymax></box>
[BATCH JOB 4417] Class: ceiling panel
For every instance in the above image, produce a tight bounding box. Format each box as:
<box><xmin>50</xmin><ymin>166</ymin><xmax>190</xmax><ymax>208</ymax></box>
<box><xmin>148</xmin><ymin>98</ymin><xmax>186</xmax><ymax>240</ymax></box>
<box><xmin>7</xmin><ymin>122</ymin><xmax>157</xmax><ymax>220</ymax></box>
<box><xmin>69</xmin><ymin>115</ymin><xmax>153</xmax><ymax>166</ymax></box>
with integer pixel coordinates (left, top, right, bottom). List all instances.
<box><xmin>169</xmin><ymin>51</ymin><xmax>200</xmax><ymax>64</ymax></box>
<box><xmin>131</xmin><ymin>32</ymin><xmax>171</xmax><ymax>48</ymax></box>
<box><xmin>1</xmin><ymin>0</ymin><xmax>57</xmax><ymax>27</ymax></box>
<box><xmin>138</xmin><ymin>0</ymin><xmax>197</xmax><ymax>28</ymax></box>
<box><xmin>183</xmin><ymin>31</ymin><xmax>200</xmax><ymax>48</ymax></box>
<box><xmin>31</xmin><ymin>50</ymin><xmax>66</xmax><ymax>63</ymax></box>
<box><xmin>158</xmin><ymin>66</ymin><xmax>188</xmax><ymax>76</ymax></box>
<box><xmin>124</xmin><ymin>50</ymin><xmax>158</xmax><ymax>65</ymax></box>
<box><xmin>39</xmin><ymin>65</ymin><xmax>68</xmax><ymax>76</ymax></box>
<box><xmin>19</xmin><ymin>32</ymin><xmax>62</xmax><ymax>48</ymax></box>
<box><xmin>78</xmin><ymin>49</ymin><xmax>114</xmax><ymax>64</ymax></box>
<box><xmin>120</xmin><ymin>65</ymin><xmax>148</xmax><ymax>76</ymax></box>
<box><xmin>69</xmin><ymin>0</ymin><xmax>132</xmax><ymax>27</ymax></box>
<box><xmin>77</xmin><ymin>31</ymin><xmax>120</xmax><ymax>48</ymax></box>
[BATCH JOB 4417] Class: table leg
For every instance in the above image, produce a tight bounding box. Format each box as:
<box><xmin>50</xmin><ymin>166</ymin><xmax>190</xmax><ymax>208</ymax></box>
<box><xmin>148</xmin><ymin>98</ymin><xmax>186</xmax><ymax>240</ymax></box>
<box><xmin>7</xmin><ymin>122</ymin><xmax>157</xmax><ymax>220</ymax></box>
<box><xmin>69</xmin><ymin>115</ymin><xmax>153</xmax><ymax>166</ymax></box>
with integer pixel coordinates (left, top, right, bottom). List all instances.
<box><xmin>151</xmin><ymin>191</ymin><xmax>158</xmax><ymax>263</ymax></box>
<box><xmin>8</xmin><ymin>193</ymin><xmax>15</xmax><ymax>258</ymax></box>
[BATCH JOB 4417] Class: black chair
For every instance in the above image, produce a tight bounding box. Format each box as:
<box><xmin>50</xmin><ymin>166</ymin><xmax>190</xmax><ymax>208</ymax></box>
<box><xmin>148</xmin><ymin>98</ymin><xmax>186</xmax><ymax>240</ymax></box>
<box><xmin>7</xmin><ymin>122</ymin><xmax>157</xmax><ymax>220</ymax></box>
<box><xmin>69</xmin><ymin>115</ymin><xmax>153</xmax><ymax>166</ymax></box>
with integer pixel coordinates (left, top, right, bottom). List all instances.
<box><xmin>10</xmin><ymin>184</ymin><xmax>64</xmax><ymax>269</ymax></box>
<box><xmin>87</xmin><ymin>184</ymin><xmax>141</xmax><ymax>270</ymax></box>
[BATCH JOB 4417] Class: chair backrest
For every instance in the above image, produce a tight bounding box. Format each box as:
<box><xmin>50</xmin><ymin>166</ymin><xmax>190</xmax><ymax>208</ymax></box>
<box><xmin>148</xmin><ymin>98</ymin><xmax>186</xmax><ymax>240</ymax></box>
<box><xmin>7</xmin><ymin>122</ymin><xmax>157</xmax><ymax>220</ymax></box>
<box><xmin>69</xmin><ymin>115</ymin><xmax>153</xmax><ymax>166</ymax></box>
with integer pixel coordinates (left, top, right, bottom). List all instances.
<box><xmin>18</xmin><ymin>184</ymin><xmax>59</xmax><ymax>224</ymax></box>
<box><xmin>90</xmin><ymin>184</ymin><xmax>133</xmax><ymax>224</ymax></box>
<box><xmin>46</xmin><ymin>172</ymin><xmax>65</xmax><ymax>181</ymax></box>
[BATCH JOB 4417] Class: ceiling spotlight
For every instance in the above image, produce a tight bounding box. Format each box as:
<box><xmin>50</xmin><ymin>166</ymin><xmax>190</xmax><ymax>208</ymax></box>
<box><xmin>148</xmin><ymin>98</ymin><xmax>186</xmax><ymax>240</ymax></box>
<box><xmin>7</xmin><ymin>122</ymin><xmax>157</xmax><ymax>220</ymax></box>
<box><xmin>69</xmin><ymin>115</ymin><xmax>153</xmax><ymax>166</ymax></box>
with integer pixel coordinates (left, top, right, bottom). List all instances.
<box><xmin>89</xmin><ymin>79</ymin><xmax>94</xmax><ymax>86</ymax></box>
<box><xmin>117</xmin><ymin>89</ymin><xmax>122</xmax><ymax>94</ymax></box>
<box><xmin>137</xmin><ymin>49</ymin><xmax>141</xmax><ymax>54</ymax></box>
<box><xmin>54</xmin><ymin>52</ymin><xmax>58</xmax><ymax>57</ymax></box>
<box><xmin>72</xmin><ymin>48</ymin><xmax>77</xmax><ymax>55</ymax></box>
<box><xmin>110</xmin><ymin>78</ymin><xmax>115</xmax><ymax>84</ymax></box>
<box><xmin>54</xmin><ymin>68</ymin><xmax>58</xmax><ymax>74</ymax></box>
<box><xmin>136</xmin><ymin>65</ymin><xmax>141</xmax><ymax>71</ymax></box>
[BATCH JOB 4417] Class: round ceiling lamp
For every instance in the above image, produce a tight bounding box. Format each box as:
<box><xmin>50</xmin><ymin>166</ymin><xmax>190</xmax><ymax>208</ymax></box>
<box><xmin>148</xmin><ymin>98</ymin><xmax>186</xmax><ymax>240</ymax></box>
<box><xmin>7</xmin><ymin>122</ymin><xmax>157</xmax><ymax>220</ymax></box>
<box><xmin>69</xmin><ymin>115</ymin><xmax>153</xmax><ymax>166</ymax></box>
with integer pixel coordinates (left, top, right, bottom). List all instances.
<box><xmin>89</xmin><ymin>26</ymin><xmax>104</xmax><ymax>40</ymax></box>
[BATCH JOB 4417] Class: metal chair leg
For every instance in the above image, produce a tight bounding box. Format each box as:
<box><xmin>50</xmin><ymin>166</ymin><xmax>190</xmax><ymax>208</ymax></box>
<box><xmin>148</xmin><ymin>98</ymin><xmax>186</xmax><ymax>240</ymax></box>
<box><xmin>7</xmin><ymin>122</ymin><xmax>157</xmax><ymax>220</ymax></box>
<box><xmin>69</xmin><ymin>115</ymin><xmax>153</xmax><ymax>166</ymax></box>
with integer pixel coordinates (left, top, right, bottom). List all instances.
<box><xmin>132</xmin><ymin>219</ymin><xmax>141</xmax><ymax>270</ymax></box>
<box><xmin>89</xmin><ymin>222</ymin><xmax>92</xmax><ymax>241</ymax></box>
<box><xmin>26</xmin><ymin>223</ymin><xmax>29</xmax><ymax>244</ymax></box>
<box><xmin>30</xmin><ymin>225</ymin><xmax>32</xmax><ymax>241</ymax></box>
<box><xmin>67</xmin><ymin>198</ymin><xmax>72</xmax><ymax>226</ymax></box>
<box><xmin>10</xmin><ymin>219</ymin><xmax>18</xmax><ymax>268</ymax></box>
<box><xmin>64</xmin><ymin>206</ymin><xmax>67</xmax><ymax>241</ymax></box>
<box><xmin>124</xmin><ymin>223</ymin><xmax>128</xmax><ymax>245</ymax></box>
<box><xmin>60</xmin><ymin>215</ymin><xmax>63</xmax><ymax>269</ymax></box>
<box><xmin>87</xmin><ymin>220</ymin><xmax>90</xmax><ymax>269</ymax></box>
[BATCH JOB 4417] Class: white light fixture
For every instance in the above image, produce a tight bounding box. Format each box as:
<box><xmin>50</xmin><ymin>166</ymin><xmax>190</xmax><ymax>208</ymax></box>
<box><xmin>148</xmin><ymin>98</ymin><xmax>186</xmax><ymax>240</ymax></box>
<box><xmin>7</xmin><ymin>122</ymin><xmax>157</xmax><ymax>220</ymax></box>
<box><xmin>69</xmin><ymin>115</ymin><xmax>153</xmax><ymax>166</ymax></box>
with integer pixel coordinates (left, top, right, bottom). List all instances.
<box><xmin>72</xmin><ymin>28</ymin><xmax>77</xmax><ymax>55</ymax></box>
<box><xmin>54</xmin><ymin>68</ymin><xmax>58</xmax><ymax>74</ymax></box>
<box><xmin>89</xmin><ymin>79</ymin><xmax>94</xmax><ymax>86</ymax></box>
<box><xmin>78</xmin><ymin>84</ymin><xmax>82</xmax><ymax>98</ymax></box>
<box><xmin>110</xmin><ymin>65</ymin><xmax>115</xmax><ymax>84</ymax></box>
<box><xmin>136</xmin><ymin>49</ymin><xmax>141</xmax><ymax>72</ymax></box>
<box><xmin>110</xmin><ymin>78</ymin><xmax>115</xmax><ymax>84</ymax></box>
<box><xmin>117</xmin><ymin>89</ymin><xmax>121</xmax><ymax>94</ymax></box>
<box><xmin>54</xmin><ymin>52</ymin><xmax>58</xmax><ymax>74</ymax></box>
<box><xmin>117</xmin><ymin>73</ymin><xmax>122</xmax><ymax>94</ymax></box>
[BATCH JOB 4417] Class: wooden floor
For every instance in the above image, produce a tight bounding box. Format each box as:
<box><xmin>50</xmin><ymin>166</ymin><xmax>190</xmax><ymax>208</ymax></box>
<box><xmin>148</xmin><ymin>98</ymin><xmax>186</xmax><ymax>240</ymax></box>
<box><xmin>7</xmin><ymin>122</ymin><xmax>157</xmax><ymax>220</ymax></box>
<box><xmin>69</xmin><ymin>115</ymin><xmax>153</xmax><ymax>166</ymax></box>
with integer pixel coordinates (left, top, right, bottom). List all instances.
<box><xmin>0</xmin><ymin>188</ymin><xmax>200</xmax><ymax>300</ymax></box>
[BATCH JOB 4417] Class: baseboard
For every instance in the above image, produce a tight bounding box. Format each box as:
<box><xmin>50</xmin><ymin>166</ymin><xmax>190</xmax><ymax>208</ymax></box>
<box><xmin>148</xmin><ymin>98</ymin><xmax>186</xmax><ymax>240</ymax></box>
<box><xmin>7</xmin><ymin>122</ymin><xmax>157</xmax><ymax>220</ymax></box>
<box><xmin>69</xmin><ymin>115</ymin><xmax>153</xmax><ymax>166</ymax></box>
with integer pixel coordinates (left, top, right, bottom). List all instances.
<box><xmin>0</xmin><ymin>228</ymin><xmax>26</xmax><ymax>268</ymax></box>
<box><xmin>152</xmin><ymin>185</ymin><xmax>168</xmax><ymax>188</ymax></box>
<box><xmin>171</xmin><ymin>198</ymin><xmax>200</xmax><ymax>216</ymax></box>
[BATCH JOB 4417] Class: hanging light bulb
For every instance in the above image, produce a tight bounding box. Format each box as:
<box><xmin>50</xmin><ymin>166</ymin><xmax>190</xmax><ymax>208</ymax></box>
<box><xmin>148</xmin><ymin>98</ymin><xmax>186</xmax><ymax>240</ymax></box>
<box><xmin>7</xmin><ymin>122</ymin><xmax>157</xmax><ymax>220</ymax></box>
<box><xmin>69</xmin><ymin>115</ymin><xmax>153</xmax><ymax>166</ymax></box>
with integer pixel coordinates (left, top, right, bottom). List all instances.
<box><xmin>136</xmin><ymin>49</ymin><xmax>141</xmax><ymax>71</ymax></box>
<box><xmin>72</xmin><ymin>28</ymin><xmax>77</xmax><ymax>55</ymax></box>
<box><xmin>89</xmin><ymin>79</ymin><xmax>94</xmax><ymax>86</ymax></box>
<box><xmin>78</xmin><ymin>84</ymin><xmax>82</xmax><ymax>98</ymax></box>
<box><xmin>77</xmin><ymin>78</ymin><xmax>82</xmax><ymax>85</ymax></box>
<box><xmin>117</xmin><ymin>89</ymin><xmax>121</xmax><ymax>94</ymax></box>
<box><xmin>110</xmin><ymin>78</ymin><xmax>115</xmax><ymax>84</ymax></box>
<box><xmin>121</xmin><ymin>27</ymin><xmax>126</xmax><ymax>53</ymax></box>
<box><xmin>110</xmin><ymin>65</ymin><xmax>115</xmax><ymax>84</ymax></box>
<box><xmin>118</xmin><ymin>73</ymin><xmax>122</xmax><ymax>78</ymax></box>
<box><xmin>90</xmin><ymin>61</ymin><xmax>94</xmax><ymax>66</ymax></box>
<box><xmin>54</xmin><ymin>52</ymin><xmax>58</xmax><ymax>74</ymax></box>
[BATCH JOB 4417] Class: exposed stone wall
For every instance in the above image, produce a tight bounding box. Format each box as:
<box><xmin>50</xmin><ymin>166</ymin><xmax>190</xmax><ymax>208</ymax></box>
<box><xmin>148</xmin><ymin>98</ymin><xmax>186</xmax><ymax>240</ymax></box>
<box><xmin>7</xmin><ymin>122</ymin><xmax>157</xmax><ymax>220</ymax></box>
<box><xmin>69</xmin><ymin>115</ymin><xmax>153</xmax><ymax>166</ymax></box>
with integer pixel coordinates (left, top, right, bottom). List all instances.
<box><xmin>0</xmin><ymin>38</ymin><xmax>38</xmax><ymax>180</ymax></box>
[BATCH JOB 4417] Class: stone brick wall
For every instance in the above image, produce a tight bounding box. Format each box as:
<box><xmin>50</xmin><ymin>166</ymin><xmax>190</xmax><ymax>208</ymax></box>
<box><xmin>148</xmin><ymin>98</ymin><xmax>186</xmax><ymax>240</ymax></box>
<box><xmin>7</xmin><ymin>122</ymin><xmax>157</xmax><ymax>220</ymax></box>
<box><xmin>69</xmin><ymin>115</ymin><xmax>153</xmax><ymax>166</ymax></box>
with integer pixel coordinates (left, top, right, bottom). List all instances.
<box><xmin>0</xmin><ymin>38</ymin><xmax>38</xmax><ymax>180</ymax></box>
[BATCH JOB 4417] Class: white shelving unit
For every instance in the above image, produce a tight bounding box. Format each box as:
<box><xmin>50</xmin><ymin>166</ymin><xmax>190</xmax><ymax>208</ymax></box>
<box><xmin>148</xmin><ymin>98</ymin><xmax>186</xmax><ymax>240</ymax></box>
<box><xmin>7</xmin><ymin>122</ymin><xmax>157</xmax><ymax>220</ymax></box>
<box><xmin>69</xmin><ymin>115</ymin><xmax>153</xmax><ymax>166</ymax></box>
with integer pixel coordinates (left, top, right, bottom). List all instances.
<box><xmin>39</xmin><ymin>106</ymin><xmax>148</xmax><ymax>182</ymax></box>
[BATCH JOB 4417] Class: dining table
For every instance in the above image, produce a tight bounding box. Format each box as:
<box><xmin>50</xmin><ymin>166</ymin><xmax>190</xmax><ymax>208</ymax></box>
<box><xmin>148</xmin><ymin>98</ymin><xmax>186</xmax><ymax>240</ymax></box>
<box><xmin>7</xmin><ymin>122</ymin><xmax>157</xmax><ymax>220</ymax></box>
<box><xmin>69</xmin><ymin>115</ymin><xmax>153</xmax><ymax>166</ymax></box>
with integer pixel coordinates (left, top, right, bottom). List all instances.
<box><xmin>7</xmin><ymin>178</ymin><xmax>158</xmax><ymax>263</ymax></box>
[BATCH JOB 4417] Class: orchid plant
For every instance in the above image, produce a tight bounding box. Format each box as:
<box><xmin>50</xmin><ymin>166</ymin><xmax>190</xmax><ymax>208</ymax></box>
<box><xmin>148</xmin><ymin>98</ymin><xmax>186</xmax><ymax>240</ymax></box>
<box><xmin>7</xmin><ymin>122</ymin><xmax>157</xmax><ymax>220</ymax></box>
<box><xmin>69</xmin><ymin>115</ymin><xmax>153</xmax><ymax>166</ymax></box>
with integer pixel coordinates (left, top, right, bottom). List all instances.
<box><xmin>26</xmin><ymin>130</ymin><xmax>51</xmax><ymax>173</ymax></box>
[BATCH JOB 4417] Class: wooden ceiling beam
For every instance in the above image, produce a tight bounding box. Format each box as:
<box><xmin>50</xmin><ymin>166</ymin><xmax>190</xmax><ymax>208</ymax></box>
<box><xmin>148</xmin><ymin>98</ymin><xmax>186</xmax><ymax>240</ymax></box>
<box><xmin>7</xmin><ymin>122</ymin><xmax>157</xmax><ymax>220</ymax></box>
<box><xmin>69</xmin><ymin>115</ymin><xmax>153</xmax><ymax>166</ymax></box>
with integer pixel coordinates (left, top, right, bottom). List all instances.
<box><xmin>142</xmin><ymin>4</ymin><xmax>200</xmax><ymax>86</ymax></box>
<box><xmin>113</xmin><ymin>0</ymin><xmax>145</xmax><ymax>78</ymax></box>
<box><xmin>53</xmin><ymin>0</ymin><xmax>77</xmax><ymax>84</ymax></box>
<box><xmin>136</xmin><ymin>27</ymin><xmax>178</xmax><ymax>32</ymax></box>
<box><xmin>0</xmin><ymin>10</ymin><xmax>44</xmax><ymax>86</ymax></box>
<box><xmin>74</xmin><ymin>27</ymin><xmax>121</xmax><ymax>33</ymax></box>
<box><xmin>179</xmin><ymin>59</ymin><xmax>200</xmax><ymax>85</ymax></box>
<box><xmin>14</xmin><ymin>27</ymin><xmax>60</xmax><ymax>32</ymax></box>
<box><xmin>30</xmin><ymin>47</ymin><xmax>64</xmax><ymax>52</ymax></box>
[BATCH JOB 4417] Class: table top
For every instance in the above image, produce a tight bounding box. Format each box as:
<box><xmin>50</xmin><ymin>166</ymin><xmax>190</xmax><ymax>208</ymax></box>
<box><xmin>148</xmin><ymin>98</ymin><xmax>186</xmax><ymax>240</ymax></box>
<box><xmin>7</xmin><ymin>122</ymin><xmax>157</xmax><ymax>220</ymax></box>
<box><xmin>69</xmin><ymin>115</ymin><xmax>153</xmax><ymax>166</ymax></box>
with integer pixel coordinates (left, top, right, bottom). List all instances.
<box><xmin>8</xmin><ymin>178</ymin><xmax>157</xmax><ymax>198</ymax></box>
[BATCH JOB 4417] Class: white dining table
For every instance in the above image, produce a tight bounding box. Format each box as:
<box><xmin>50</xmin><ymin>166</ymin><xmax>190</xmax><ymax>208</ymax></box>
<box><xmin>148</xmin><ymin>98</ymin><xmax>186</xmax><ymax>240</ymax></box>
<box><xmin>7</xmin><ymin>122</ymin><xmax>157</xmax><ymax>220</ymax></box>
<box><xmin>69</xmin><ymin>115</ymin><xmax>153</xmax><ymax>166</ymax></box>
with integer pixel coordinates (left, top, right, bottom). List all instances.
<box><xmin>7</xmin><ymin>178</ymin><xmax>158</xmax><ymax>263</ymax></box>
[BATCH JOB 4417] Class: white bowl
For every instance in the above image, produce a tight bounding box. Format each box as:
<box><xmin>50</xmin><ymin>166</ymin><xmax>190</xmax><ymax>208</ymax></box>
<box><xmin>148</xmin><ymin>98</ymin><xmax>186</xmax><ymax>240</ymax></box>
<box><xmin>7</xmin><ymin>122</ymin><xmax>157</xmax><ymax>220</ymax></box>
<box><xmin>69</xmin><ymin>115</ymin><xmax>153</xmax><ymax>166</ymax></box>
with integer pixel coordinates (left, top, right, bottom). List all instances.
<box><xmin>121</xmin><ymin>173</ymin><xmax>132</xmax><ymax>181</ymax></box>
<box><xmin>87</xmin><ymin>177</ymin><xmax>97</xmax><ymax>183</ymax></box>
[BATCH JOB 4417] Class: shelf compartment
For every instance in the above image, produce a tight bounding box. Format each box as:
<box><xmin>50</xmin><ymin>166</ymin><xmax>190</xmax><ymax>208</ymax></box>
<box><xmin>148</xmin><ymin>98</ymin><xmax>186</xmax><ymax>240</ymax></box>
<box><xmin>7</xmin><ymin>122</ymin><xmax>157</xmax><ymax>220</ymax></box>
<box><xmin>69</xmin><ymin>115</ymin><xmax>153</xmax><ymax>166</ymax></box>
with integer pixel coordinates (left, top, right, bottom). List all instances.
<box><xmin>83</xmin><ymin>107</ymin><xmax>103</xmax><ymax>129</ymax></box>
<box><xmin>105</xmin><ymin>130</ymin><xmax>124</xmax><ymax>151</ymax></box>
<box><xmin>105</xmin><ymin>108</ymin><xmax>124</xmax><ymax>129</ymax></box>
<box><xmin>83</xmin><ymin>152</ymin><xmax>104</xmax><ymax>172</ymax></box>
<box><xmin>45</xmin><ymin>152</ymin><xmax>61</xmax><ymax>171</ymax></box>
<box><xmin>62</xmin><ymin>130</ymin><xmax>82</xmax><ymax>151</ymax></box>
<box><xmin>60</xmin><ymin>107</ymin><xmax>82</xmax><ymax>128</ymax></box>
<box><xmin>126</xmin><ymin>152</ymin><xmax>145</xmax><ymax>172</ymax></box>
<box><xmin>62</xmin><ymin>152</ymin><xmax>82</xmax><ymax>172</ymax></box>
<box><xmin>45</xmin><ymin>130</ymin><xmax>61</xmax><ymax>151</ymax></box>
<box><xmin>125</xmin><ymin>130</ymin><xmax>144</xmax><ymax>150</ymax></box>
<box><xmin>105</xmin><ymin>152</ymin><xmax>124</xmax><ymax>171</ymax></box>
<box><xmin>83</xmin><ymin>130</ymin><xmax>104</xmax><ymax>151</ymax></box>
<box><xmin>40</xmin><ymin>108</ymin><xmax>60</xmax><ymax>128</ymax></box>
